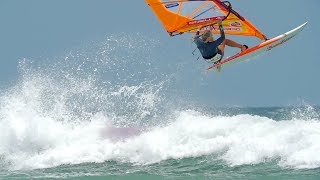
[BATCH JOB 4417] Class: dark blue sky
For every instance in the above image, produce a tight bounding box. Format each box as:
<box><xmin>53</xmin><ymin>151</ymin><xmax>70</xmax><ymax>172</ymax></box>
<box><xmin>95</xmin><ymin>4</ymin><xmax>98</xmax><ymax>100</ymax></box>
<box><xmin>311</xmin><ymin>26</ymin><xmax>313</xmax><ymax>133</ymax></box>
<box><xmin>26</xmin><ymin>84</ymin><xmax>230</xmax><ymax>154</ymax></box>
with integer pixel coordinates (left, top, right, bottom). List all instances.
<box><xmin>0</xmin><ymin>0</ymin><xmax>319</xmax><ymax>106</ymax></box>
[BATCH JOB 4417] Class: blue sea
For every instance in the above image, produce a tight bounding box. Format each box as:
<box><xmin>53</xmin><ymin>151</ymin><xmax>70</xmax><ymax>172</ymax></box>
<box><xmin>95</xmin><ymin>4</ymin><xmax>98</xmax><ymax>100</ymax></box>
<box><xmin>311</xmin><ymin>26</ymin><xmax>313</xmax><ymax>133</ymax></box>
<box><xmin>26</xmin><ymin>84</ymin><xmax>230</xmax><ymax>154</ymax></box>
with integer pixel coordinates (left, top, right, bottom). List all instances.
<box><xmin>0</xmin><ymin>34</ymin><xmax>319</xmax><ymax>179</ymax></box>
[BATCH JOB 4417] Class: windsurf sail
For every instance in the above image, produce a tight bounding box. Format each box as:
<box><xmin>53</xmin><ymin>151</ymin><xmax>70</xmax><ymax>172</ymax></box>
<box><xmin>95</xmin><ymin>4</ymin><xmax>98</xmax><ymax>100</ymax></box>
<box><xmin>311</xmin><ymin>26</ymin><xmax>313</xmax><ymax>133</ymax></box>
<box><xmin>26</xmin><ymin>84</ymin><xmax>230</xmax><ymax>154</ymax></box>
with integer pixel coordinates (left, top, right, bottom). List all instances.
<box><xmin>145</xmin><ymin>0</ymin><xmax>268</xmax><ymax>41</ymax></box>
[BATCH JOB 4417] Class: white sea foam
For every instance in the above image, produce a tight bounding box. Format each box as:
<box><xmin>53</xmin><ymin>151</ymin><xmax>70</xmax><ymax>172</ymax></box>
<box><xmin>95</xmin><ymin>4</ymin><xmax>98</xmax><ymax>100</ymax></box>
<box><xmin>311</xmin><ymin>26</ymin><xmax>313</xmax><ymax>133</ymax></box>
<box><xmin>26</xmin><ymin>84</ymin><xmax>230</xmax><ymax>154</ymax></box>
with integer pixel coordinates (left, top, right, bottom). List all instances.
<box><xmin>1</xmin><ymin>95</ymin><xmax>320</xmax><ymax>170</ymax></box>
<box><xmin>122</xmin><ymin>110</ymin><xmax>320</xmax><ymax>169</ymax></box>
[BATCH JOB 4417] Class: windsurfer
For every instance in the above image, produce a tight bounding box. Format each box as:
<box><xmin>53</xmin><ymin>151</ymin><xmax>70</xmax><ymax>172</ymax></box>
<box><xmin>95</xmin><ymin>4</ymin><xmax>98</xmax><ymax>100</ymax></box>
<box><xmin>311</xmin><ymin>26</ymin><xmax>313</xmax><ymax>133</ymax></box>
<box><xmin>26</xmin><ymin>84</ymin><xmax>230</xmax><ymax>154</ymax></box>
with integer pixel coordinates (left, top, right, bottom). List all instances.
<box><xmin>193</xmin><ymin>20</ymin><xmax>248</xmax><ymax>64</ymax></box>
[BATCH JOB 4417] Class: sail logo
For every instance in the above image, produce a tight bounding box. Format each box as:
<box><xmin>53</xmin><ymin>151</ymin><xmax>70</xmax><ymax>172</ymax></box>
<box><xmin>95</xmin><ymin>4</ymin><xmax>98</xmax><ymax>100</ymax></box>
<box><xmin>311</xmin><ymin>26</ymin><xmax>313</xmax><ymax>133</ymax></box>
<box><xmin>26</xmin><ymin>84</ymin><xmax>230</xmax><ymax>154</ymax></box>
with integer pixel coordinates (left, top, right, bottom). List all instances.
<box><xmin>188</xmin><ymin>16</ymin><xmax>225</xmax><ymax>25</ymax></box>
<box><xmin>203</xmin><ymin>26</ymin><xmax>241</xmax><ymax>32</ymax></box>
<box><xmin>165</xmin><ymin>3</ymin><xmax>179</xmax><ymax>8</ymax></box>
<box><xmin>230</xmin><ymin>21</ymin><xmax>241</xmax><ymax>27</ymax></box>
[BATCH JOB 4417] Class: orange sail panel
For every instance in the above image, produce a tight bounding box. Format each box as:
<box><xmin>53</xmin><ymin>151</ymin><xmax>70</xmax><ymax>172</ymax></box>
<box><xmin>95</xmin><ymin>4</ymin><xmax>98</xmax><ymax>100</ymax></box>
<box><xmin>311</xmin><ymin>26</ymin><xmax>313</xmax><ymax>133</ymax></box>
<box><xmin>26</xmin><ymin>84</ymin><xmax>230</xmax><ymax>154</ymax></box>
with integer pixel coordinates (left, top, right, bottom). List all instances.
<box><xmin>145</xmin><ymin>0</ymin><xmax>267</xmax><ymax>41</ymax></box>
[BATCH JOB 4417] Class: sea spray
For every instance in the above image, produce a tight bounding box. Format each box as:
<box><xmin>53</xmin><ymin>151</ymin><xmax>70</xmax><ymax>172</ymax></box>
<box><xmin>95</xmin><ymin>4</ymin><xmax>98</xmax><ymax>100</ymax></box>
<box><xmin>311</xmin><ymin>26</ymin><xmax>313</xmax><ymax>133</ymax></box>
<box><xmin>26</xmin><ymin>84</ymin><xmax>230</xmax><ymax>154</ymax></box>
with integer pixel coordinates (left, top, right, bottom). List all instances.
<box><xmin>0</xmin><ymin>34</ymin><xmax>172</xmax><ymax>170</ymax></box>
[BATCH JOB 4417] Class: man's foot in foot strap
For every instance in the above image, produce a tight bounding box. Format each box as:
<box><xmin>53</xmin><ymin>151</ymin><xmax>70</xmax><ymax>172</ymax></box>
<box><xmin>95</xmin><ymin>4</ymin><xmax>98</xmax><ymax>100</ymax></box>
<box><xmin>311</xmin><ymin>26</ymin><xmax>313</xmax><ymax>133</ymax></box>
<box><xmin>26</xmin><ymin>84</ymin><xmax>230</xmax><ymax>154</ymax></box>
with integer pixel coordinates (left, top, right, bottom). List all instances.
<box><xmin>241</xmin><ymin>45</ymin><xmax>248</xmax><ymax>51</ymax></box>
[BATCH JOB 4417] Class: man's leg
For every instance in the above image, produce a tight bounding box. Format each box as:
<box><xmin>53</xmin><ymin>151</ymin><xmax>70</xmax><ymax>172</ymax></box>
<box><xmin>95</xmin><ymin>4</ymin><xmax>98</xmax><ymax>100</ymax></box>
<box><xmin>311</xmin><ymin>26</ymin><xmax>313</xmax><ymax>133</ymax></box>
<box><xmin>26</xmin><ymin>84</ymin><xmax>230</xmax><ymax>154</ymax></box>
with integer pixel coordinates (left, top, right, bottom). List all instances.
<box><xmin>214</xmin><ymin>39</ymin><xmax>247</xmax><ymax>72</ymax></box>
<box><xmin>218</xmin><ymin>39</ymin><xmax>247</xmax><ymax>52</ymax></box>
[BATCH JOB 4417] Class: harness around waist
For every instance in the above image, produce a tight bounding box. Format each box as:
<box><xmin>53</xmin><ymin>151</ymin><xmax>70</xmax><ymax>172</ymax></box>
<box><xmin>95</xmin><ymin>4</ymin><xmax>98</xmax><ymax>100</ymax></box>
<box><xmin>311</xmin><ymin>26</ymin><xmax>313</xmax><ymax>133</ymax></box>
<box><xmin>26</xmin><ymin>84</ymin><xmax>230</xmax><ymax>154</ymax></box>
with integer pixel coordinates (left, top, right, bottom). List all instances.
<box><xmin>203</xmin><ymin>50</ymin><xmax>222</xmax><ymax>63</ymax></box>
<box><xmin>203</xmin><ymin>52</ymin><xmax>217</xmax><ymax>60</ymax></box>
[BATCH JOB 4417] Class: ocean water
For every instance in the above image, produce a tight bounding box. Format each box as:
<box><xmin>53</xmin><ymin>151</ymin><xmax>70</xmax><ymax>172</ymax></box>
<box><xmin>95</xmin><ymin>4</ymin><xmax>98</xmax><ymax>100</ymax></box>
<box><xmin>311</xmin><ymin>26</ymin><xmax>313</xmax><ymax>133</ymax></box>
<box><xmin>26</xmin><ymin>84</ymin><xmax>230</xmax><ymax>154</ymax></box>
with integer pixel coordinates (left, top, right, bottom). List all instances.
<box><xmin>1</xmin><ymin>34</ymin><xmax>320</xmax><ymax>179</ymax></box>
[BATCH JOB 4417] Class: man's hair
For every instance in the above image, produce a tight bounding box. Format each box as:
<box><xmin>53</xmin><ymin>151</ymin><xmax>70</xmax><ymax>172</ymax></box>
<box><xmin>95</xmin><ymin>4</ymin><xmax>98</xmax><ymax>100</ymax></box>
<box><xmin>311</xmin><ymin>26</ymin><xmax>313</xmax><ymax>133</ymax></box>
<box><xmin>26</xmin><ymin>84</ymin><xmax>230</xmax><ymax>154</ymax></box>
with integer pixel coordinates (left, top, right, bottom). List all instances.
<box><xmin>201</xmin><ymin>30</ymin><xmax>212</xmax><ymax>41</ymax></box>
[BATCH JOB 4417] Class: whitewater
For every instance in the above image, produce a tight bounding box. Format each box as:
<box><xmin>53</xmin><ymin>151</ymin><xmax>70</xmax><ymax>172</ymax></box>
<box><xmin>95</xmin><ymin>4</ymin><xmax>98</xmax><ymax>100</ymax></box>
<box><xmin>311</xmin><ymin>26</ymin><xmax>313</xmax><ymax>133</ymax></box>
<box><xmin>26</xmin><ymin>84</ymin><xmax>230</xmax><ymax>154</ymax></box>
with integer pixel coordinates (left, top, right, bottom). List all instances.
<box><xmin>0</xmin><ymin>34</ymin><xmax>319</xmax><ymax>179</ymax></box>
